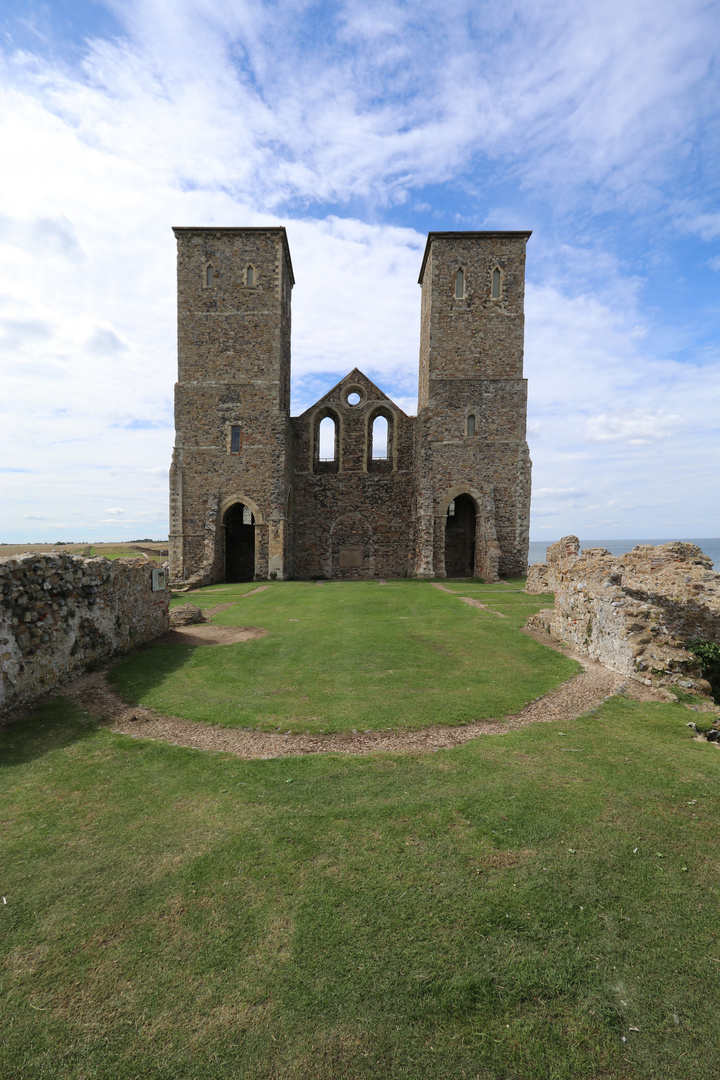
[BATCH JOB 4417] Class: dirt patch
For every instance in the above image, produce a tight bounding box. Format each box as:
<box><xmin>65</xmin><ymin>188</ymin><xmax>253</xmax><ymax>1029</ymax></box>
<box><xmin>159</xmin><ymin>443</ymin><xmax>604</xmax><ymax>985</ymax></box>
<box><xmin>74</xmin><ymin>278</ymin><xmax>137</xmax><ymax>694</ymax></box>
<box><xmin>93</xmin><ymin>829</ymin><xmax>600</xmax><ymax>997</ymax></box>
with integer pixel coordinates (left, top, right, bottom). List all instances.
<box><xmin>432</xmin><ymin>581</ymin><xmax>507</xmax><ymax>617</ymax></box>
<box><xmin>157</xmin><ymin>625</ymin><xmax>268</xmax><ymax>647</ymax></box>
<box><xmin>244</xmin><ymin>585</ymin><xmax>271</xmax><ymax>596</ymax></box>
<box><xmin>459</xmin><ymin>596</ymin><xmax>507</xmax><ymax>618</ymax></box>
<box><xmin>204</xmin><ymin>602</ymin><xmax>236</xmax><ymax>617</ymax></box>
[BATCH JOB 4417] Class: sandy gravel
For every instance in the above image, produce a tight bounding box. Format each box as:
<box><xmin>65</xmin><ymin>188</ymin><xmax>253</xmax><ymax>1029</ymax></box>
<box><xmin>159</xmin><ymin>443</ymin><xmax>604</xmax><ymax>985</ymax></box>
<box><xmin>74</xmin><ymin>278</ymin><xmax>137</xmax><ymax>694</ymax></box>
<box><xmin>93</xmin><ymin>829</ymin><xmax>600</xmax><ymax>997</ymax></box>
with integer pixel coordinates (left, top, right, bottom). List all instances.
<box><xmin>158</xmin><ymin>625</ymin><xmax>268</xmax><ymax>646</ymax></box>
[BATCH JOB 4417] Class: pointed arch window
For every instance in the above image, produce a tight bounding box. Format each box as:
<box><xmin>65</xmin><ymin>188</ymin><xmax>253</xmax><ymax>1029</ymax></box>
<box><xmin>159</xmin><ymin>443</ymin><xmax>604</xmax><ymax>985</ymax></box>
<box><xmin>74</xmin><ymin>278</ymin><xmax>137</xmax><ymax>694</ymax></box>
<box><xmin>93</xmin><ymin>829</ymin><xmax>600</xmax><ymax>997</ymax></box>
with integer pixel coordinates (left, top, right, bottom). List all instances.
<box><xmin>367</xmin><ymin>408</ymin><xmax>394</xmax><ymax>471</ymax></box>
<box><xmin>313</xmin><ymin>409</ymin><xmax>340</xmax><ymax>473</ymax></box>
<box><xmin>371</xmin><ymin>415</ymin><xmax>388</xmax><ymax>460</ymax></box>
<box><xmin>318</xmin><ymin>416</ymin><xmax>336</xmax><ymax>460</ymax></box>
<box><xmin>492</xmin><ymin>267</ymin><xmax>502</xmax><ymax>299</ymax></box>
<box><xmin>455</xmin><ymin>268</ymin><xmax>465</xmax><ymax>298</ymax></box>
<box><xmin>466</xmin><ymin>414</ymin><xmax>476</xmax><ymax>437</ymax></box>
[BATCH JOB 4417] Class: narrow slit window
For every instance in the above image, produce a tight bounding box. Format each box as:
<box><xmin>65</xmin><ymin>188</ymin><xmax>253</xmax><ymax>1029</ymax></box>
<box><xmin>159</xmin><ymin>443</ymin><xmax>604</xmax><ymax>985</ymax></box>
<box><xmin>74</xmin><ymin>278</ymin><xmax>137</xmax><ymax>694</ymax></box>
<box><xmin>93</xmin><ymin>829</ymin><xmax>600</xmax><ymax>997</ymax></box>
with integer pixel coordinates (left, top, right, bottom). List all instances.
<box><xmin>246</xmin><ymin>265</ymin><xmax>254</xmax><ymax>287</ymax></box>
<box><xmin>230</xmin><ymin>426</ymin><xmax>241</xmax><ymax>453</ymax></box>
<box><xmin>466</xmin><ymin>414</ymin><xmax>476</xmax><ymax>437</ymax></box>
<box><xmin>371</xmin><ymin>415</ymin><xmax>388</xmax><ymax>460</ymax></box>
<box><xmin>318</xmin><ymin>416</ymin><xmax>337</xmax><ymax>460</ymax></box>
<box><xmin>492</xmin><ymin>267</ymin><xmax>501</xmax><ymax>299</ymax></box>
<box><xmin>205</xmin><ymin>264</ymin><xmax>214</xmax><ymax>287</ymax></box>
<box><xmin>455</xmin><ymin>268</ymin><xmax>464</xmax><ymax>298</ymax></box>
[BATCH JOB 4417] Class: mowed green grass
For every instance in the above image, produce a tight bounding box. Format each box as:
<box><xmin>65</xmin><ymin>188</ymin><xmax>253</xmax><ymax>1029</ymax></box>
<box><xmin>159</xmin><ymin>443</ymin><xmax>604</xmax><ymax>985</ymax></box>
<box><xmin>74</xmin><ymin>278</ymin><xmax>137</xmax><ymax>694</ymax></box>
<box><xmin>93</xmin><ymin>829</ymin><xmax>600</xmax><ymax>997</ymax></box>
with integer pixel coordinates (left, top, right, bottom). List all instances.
<box><xmin>2</xmin><ymin>693</ymin><xmax>720</xmax><ymax>1079</ymax></box>
<box><xmin>109</xmin><ymin>580</ymin><xmax>577</xmax><ymax>733</ymax></box>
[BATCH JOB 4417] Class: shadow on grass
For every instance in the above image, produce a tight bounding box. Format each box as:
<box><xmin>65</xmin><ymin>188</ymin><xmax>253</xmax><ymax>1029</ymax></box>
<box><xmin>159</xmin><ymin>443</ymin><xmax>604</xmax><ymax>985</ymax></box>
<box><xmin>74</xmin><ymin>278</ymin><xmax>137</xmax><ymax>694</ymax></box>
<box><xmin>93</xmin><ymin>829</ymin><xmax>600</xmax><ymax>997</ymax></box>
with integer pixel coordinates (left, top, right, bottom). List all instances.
<box><xmin>0</xmin><ymin>696</ymin><xmax>100</xmax><ymax>767</ymax></box>
<box><xmin>106</xmin><ymin>641</ymin><xmax>198</xmax><ymax>708</ymax></box>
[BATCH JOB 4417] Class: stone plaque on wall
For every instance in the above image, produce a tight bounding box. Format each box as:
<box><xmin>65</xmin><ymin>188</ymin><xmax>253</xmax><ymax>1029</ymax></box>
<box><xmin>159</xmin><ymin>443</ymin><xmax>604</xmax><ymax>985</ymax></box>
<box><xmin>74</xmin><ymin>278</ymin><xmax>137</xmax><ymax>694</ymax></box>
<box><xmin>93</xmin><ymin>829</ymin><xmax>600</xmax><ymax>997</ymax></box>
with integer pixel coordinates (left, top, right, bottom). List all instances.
<box><xmin>338</xmin><ymin>546</ymin><xmax>363</xmax><ymax>568</ymax></box>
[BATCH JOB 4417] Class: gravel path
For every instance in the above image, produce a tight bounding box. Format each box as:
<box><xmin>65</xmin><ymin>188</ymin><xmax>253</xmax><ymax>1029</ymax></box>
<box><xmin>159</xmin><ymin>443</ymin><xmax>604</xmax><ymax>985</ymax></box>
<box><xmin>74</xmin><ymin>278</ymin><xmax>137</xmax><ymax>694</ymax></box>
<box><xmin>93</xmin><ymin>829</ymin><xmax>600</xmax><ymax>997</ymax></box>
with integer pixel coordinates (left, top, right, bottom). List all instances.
<box><xmin>60</xmin><ymin>645</ymin><xmax>645</xmax><ymax>760</ymax></box>
<box><xmin>5</xmin><ymin>583</ymin><xmax>683</xmax><ymax>758</ymax></box>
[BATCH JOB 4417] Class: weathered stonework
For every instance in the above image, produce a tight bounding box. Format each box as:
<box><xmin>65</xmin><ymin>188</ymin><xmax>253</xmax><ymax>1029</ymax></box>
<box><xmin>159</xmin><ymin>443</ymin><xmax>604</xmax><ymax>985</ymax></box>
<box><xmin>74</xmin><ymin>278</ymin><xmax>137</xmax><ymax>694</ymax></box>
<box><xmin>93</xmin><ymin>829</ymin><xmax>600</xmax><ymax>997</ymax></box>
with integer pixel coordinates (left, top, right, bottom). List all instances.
<box><xmin>526</xmin><ymin>536</ymin><xmax>720</xmax><ymax>695</ymax></box>
<box><xmin>0</xmin><ymin>554</ymin><xmax>169</xmax><ymax>713</ymax></box>
<box><xmin>170</xmin><ymin>228</ymin><xmax>532</xmax><ymax>584</ymax></box>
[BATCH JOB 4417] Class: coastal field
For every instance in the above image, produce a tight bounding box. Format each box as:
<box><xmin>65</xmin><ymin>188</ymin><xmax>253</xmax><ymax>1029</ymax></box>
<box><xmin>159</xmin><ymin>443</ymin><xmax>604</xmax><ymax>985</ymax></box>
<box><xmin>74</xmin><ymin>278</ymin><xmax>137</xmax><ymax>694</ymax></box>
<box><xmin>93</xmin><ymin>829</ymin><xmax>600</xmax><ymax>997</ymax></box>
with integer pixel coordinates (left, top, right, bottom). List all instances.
<box><xmin>0</xmin><ymin>542</ymin><xmax>167</xmax><ymax>560</ymax></box>
<box><xmin>2</xmin><ymin>581</ymin><xmax>719</xmax><ymax>1079</ymax></box>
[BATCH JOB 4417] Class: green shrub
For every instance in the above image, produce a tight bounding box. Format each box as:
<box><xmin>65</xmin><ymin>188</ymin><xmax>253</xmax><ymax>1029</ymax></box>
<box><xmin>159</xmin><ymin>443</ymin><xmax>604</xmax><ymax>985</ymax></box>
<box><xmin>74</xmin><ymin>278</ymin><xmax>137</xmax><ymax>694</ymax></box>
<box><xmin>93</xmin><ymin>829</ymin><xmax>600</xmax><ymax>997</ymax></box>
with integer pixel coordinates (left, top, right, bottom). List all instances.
<box><xmin>687</xmin><ymin>639</ymin><xmax>720</xmax><ymax>700</ymax></box>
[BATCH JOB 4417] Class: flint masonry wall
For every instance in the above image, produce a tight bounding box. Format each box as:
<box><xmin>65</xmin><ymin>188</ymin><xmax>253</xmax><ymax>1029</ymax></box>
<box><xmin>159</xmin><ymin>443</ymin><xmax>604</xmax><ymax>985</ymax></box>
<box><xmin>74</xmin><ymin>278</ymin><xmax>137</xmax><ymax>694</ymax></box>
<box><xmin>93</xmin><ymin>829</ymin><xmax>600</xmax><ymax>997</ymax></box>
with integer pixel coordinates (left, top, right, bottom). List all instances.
<box><xmin>414</xmin><ymin>232</ymin><xmax>532</xmax><ymax>580</ymax></box>
<box><xmin>526</xmin><ymin>536</ymin><xmax>720</xmax><ymax>695</ymax></box>
<box><xmin>170</xmin><ymin>227</ymin><xmax>294</xmax><ymax>587</ymax></box>
<box><xmin>291</xmin><ymin>370</ymin><xmax>415</xmax><ymax>580</ymax></box>
<box><xmin>0</xmin><ymin>554</ymin><xmax>169</xmax><ymax>713</ymax></box>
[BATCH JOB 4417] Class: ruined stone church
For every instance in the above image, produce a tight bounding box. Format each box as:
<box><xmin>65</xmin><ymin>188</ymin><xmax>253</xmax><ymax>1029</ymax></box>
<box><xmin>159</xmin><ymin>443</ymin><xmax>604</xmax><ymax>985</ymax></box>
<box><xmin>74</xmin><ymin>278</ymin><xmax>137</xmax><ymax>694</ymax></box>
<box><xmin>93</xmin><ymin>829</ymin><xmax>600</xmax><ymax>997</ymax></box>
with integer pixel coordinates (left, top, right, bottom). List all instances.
<box><xmin>169</xmin><ymin>227</ymin><xmax>532</xmax><ymax>584</ymax></box>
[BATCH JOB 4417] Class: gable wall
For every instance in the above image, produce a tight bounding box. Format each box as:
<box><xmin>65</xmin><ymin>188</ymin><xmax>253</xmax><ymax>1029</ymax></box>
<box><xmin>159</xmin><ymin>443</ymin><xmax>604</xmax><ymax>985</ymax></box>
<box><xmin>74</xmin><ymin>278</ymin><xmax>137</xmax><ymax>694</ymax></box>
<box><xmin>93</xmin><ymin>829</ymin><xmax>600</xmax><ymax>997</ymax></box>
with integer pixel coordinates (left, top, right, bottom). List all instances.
<box><xmin>290</xmin><ymin>376</ymin><xmax>416</xmax><ymax>579</ymax></box>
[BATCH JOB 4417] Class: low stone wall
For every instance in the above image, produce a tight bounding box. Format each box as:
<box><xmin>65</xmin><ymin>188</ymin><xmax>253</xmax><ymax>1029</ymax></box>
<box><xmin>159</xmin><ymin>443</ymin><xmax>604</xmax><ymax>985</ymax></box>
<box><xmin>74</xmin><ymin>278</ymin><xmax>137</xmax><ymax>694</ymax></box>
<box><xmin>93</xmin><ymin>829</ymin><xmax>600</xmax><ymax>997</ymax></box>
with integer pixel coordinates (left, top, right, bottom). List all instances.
<box><xmin>1</xmin><ymin>554</ymin><xmax>169</xmax><ymax>713</ymax></box>
<box><xmin>525</xmin><ymin>536</ymin><xmax>720</xmax><ymax>695</ymax></box>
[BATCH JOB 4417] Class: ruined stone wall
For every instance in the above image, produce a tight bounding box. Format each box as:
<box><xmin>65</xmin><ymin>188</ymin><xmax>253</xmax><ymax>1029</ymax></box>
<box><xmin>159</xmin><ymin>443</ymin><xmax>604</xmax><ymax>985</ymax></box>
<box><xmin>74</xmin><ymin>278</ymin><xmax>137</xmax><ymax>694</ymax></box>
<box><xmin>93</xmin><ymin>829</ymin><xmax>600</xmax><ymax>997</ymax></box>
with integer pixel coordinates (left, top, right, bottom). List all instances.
<box><xmin>0</xmin><ymin>554</ymin><xmax>169</xmax><ymax>713</ymax></box>
<box><xmin>526</xmin><ymin>536</ymin><xmax>720</xmax><ymax>695</ymax></box>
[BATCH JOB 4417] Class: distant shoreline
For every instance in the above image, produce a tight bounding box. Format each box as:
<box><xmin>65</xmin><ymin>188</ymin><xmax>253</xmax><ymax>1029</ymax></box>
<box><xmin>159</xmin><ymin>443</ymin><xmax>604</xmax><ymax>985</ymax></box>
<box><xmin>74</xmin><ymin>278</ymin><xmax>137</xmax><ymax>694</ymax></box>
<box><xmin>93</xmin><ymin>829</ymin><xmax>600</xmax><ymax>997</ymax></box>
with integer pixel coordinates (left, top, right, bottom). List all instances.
<box><xmin>528</xmin><ymin>537</ymin><xmax>719</xmax><ymax>569</ymax></box>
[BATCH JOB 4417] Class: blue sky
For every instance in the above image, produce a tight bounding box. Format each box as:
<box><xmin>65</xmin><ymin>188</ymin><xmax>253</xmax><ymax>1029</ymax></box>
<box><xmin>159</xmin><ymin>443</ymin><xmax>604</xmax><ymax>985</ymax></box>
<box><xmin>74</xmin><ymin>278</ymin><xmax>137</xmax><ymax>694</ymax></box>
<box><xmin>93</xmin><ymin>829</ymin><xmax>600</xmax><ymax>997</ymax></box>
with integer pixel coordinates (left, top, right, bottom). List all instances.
<box><xmin>1</xmin><ymin>0</ymin><xmax>719</xmax><ymax>543</ymax></box>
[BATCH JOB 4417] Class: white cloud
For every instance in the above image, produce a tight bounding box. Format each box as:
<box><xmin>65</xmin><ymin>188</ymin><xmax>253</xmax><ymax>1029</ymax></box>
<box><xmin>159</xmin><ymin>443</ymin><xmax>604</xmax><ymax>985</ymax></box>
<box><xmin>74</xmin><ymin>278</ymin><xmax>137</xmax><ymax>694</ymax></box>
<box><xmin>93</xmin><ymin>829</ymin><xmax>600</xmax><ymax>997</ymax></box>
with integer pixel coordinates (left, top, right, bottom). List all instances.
<box><xmin>583</xmin><ymin>409</ymin><xmax>685</xmax><ymax>445</ymax></box>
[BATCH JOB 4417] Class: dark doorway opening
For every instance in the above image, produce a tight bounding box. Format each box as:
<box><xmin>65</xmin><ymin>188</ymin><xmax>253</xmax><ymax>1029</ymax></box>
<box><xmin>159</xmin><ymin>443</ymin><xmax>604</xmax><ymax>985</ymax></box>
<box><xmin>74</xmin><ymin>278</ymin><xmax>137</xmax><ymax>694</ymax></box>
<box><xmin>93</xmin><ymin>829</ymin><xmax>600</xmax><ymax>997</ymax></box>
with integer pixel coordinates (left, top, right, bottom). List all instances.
<box><xmin>444</xmin><ymin>494</ymin><xmax>476</xmax><ymax>577</ymax></box>
<box><xmin>224</xmin><ymin>503</ymin><xmax>255</xmax><ymax>582</ymax></box>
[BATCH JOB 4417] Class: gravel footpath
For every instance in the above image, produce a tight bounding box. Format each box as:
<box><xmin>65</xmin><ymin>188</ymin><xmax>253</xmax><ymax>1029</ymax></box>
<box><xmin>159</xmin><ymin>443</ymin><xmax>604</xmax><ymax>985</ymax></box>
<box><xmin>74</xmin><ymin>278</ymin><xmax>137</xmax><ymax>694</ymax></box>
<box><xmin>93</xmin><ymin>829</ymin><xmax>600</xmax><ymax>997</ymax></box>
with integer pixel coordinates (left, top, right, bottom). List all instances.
<box><xmin>58</xmin><ymin>643</ymin><xmax>651</xmax><ymax>760</ymax></box>
<box><xmin>4</xmin><ymin>585</ymin><xmax>690</xmax><ymax>758</ymax></box>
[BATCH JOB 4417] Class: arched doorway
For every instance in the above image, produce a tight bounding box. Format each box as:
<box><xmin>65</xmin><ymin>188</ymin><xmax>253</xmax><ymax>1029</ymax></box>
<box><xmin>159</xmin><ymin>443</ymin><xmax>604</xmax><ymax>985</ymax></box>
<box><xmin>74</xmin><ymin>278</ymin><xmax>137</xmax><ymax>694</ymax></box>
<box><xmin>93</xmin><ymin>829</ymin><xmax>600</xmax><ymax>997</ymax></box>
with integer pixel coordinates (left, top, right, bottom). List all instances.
<box><xmin>224</xmin><ymin>503</ymin><xmax>255</xmax><ymax>582</ymax></box>
<box><xmin>444</xmin><ymin>494</ymin><xmax>476</xmax><ymax>577</ymax></box>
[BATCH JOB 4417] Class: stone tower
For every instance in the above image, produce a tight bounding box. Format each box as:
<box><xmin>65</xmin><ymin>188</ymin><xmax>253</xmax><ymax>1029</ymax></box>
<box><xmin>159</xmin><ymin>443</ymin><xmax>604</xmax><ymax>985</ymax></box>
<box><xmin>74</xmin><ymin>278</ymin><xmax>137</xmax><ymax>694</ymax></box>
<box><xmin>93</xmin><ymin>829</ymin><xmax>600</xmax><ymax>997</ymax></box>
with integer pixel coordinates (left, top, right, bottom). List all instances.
<box><xmin>413</xmin><ymin>232</ymin><xmax>532</xmax><ymax>579</ymax></box>
<box><xmin>169</xmin><ymin>227</ymin><xmax>294</xmax><ymax>585</ymax></box>
<box><xmin>169</xmin><ymin>226</ymin><xmax>531</xmax><ymax>585</ymax></box>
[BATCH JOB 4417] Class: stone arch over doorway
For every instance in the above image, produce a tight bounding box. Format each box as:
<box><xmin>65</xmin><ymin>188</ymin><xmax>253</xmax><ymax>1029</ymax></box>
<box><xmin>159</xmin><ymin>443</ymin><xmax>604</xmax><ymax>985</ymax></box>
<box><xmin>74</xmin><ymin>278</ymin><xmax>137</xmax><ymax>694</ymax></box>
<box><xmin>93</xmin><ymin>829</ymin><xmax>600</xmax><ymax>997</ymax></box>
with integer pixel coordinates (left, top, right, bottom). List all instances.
<box><xmin>222</xmin><ymin>496</ymin><xmax>263</xmax><ymax>582</ymax></box>
<box><xmin>436</xmin><ymin>485</ymin><xmax>500</xmax><ymax>581</ymax></box>
<box><xmin>444</xmin><ymin>494</ymin><xmax>477</xmax><ymax>577</ymax></box>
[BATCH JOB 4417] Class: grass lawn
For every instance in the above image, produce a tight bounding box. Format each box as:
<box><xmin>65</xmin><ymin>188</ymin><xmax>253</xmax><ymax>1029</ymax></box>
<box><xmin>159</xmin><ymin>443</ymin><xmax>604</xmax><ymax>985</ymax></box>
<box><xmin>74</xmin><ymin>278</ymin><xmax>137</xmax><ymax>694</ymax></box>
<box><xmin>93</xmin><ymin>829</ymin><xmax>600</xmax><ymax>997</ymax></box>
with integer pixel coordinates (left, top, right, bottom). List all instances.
<box><xmin>2</xmin><ymin>691</ymin><xmax>720</xmax><ymax>1078</ymax></box>
<box><xmin>86</xmin><ymin>547</ymin><xmax>166</xmax><ymax>562</ymax></box>
<box><xmin>110</xmin><ymin>580</ymin><xmax>578</xmax><ymax>733</ymax></box>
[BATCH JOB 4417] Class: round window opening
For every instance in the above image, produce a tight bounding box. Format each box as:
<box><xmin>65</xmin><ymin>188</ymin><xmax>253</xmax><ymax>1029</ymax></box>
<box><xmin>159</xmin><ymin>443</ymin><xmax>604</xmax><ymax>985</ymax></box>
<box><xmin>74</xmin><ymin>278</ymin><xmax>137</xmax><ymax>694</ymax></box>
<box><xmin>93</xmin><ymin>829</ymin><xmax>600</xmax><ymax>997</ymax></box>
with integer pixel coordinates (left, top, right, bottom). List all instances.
<box><xmin>347</xmin><ymin>391</ymin><xmax>361</xmax><ymax>407</ymax></box>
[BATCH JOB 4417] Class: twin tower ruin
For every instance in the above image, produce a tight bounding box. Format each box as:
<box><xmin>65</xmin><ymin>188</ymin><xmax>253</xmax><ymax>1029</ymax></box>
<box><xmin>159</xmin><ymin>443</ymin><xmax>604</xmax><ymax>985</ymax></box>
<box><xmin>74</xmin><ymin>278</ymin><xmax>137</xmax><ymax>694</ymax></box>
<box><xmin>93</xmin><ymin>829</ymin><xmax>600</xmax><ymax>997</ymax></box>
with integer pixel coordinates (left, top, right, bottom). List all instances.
<box><xmin>169</xmin><ymin>227</ymin><xmax>532</xmax><ymax>585</ymax></box>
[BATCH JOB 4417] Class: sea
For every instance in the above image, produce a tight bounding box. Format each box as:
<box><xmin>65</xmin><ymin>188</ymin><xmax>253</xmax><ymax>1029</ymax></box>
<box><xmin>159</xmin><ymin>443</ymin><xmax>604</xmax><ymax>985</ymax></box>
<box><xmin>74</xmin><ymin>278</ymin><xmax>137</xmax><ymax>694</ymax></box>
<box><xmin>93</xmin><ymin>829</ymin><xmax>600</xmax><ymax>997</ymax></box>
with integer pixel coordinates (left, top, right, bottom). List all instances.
<box><xmin>528</xmin><ymin>538</ymin><xmax>720</xmax><ymax>570</ymax></box>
